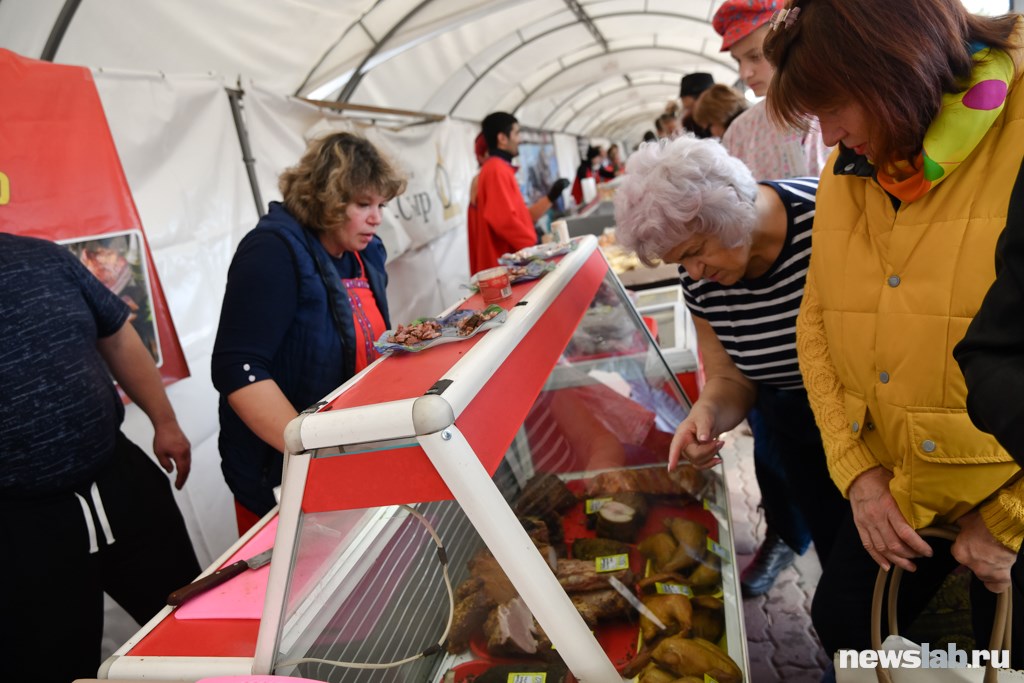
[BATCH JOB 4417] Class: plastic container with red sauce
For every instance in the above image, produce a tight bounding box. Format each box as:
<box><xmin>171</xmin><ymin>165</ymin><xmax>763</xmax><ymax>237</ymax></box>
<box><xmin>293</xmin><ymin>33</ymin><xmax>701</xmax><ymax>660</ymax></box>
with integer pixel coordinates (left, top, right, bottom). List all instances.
<box><xmin>475</xmin><ymin>266</ymin><xmax>512</xmax><ymax>303</ymax></box>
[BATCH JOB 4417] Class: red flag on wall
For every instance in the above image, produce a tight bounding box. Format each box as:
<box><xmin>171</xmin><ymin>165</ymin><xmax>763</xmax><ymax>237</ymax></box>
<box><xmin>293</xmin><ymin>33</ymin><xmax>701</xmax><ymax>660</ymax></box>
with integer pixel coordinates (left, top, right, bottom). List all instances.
<box><xmin>0</xmin><ymin>48</ymin><xmax>188</xmax><ymax>387</ymax></box>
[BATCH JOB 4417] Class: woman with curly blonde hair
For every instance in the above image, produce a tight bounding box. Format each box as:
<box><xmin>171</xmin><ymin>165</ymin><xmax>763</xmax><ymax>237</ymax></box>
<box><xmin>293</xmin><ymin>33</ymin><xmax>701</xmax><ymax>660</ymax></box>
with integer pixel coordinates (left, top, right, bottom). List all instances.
<box><xmin>213</xmin><ymin>131</ymin><xmax>406</xmax><ymax>532</ymax></box>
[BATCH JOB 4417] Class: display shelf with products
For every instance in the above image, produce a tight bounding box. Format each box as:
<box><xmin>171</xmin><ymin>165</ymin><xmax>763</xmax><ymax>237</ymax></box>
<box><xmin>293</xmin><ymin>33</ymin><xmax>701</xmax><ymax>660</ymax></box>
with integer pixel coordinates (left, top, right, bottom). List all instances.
<box><xmin>101</xmin><ymin>236</ymin><xmax>746</xmax><ymax>683</ymax></box>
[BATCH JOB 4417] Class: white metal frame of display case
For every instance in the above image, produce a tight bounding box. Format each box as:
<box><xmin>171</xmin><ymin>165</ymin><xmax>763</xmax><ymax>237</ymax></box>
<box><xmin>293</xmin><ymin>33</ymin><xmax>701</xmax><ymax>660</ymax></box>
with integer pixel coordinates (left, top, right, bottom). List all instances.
<box><xmin>101</xmin><ymin>235</ymin><xmax>747</xmax><ymax>683</ymax></box>
<box><xmin>267</xmin><ymin>237</ymin><xmax>622</xmax><ymax>682</ymax></box>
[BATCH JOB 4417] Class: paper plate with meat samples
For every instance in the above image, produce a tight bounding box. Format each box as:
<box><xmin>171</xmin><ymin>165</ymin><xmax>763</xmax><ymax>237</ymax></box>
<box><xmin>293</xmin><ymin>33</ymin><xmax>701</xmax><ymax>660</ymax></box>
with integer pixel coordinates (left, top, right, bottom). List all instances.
<box><xmin>444</xmin><ymin>466</ymin><xmax>744</xmax><ymax>683</ymax></box>
<box><xmin>374</xmin><ymin>305</ymin><xmax>507</xmax><ymax>353</ymax></box>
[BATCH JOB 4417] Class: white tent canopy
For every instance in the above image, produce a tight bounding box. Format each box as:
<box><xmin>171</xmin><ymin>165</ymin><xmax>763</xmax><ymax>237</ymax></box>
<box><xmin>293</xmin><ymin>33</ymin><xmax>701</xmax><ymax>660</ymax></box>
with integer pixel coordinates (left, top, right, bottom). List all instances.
<box><xmin>1</xmin><ymin>0</ymin><xmax>743</xmax><ymax>145</ymax></box>
<box><xmin>3</xmin><ymin>0</ymin><xmax>1013</xmax><ymax>143</ymax></box>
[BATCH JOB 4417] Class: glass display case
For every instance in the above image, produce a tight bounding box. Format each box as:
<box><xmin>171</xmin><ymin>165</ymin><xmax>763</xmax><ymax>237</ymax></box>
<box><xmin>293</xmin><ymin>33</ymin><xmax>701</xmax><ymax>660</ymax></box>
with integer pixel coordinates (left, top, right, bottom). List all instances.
<box><xmin>102</xmin><ymin>235</ymin><xmax>747</xmax><ymax>683</ymax></box>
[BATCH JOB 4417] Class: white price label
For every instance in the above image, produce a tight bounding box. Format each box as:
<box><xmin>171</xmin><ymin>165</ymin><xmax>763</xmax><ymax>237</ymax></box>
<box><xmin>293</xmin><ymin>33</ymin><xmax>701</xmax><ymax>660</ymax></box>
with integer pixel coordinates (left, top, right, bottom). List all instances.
<box><xmin>655</xmin><ymin>582</ymin><xmax>693</xmax><ymax>596</ymax></box>
<box><xmin>585</xmin><ymin>497</ymin><xmax>612</xmax><ymax>514</ymax></box>
<box><xmin>595</xmin><ymin>553</ymin><xmax>630</xmax><ymax>573</ymax></box>
<box><xmin>703</xmin><ymin>498</ymin><xmax>724</xmax><ymax>515</ymax></box>
<box><xmin>706</xmin><ymin>537</ymin><xmax>728</xmax><ymax>561</ymax></box>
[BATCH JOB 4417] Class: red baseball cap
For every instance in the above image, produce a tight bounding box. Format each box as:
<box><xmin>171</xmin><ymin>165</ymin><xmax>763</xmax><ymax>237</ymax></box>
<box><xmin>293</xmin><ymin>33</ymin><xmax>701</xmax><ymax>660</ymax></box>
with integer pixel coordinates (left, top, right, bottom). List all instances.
<box><xmin>712</xmin><ymin>0</ymin><xmax>783</xmax><ymax>52</ymax></box>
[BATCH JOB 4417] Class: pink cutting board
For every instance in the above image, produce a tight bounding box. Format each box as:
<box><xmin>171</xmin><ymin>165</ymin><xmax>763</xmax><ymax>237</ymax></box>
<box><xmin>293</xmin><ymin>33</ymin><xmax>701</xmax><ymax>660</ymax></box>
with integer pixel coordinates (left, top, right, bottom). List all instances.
<box><xmin>174</xmin><ymin>518</ymin><xmax>279</xmax><ymax>620</ymax></box>
<box><xmin>174</xmin><ymin>509</ymin><xmax>366</xmax><ymax>621</ymax></box>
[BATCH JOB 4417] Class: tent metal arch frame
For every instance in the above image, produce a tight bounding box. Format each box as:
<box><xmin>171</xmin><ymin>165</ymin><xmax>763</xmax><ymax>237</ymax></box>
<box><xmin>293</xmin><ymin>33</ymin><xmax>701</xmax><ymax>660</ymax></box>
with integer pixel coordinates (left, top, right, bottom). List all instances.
<box><xmin>336</xmin><ymin>0</ymin><xmax>435</xmax><ymax>103</ymax></box>
<box><xmin>443</xmin><ymin>10</ymin><xmax>734</xmax><ymax>117</ymax></box>
<box><xmin>510</xmin><ymin>45</ymin><xmax>734</xmax><ymax>119</ymax></box>
<box><xmin>293</xmin><ymin>0</ymin><xmax>389</xmax><ymax>96</ymax></box>
<box><xmin>541</xmin><ymin>72</ymin><xmax>686</xmax><ymax>130</ymax></box>
<box><xmin>40</xmin><ymin>0</ymin><xmax>83</xmax><ymax>61</ymax></box>
<box><xmin>585</xmin><ymin>100</ymin><xmax>671</xmax><ymax>139</ymax></box>
<box><xmin>297</xmin><ymin>7</ymin><xmax>731</xmax><ymax>114</ymax></box>
<box><xmin>573</xmin><ymin>95</ymin><xmax>667</xmax><ymax>139</ymax></box>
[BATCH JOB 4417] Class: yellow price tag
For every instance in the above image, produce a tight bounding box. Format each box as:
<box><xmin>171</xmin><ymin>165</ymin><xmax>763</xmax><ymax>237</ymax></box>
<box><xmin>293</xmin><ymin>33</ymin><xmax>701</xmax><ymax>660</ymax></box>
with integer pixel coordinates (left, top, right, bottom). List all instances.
<box><xmin>706</xmin><ymin>537</ymin><xmax>727</xmax><ymax>561</ymax></box>
<box><xmin>655</xmin><ymin>582</ymin><xmax>693</xmax><ymax>596</ymax></box>
<box><xmin>595</xmin><ymin>553</ymin><xmax>630</xmax><ymax>573</ymax></box>
<box><xmin>508</xmin><ymin>674</ymin><xmax>546</xmax><ymax>683</ymax></box>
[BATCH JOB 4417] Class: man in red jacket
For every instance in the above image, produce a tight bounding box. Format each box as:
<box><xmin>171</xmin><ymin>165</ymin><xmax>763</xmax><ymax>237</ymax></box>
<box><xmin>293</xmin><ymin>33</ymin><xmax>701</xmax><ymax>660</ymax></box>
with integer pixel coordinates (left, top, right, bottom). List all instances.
<box><xmin>469</xmin><ymin>112</ymin><xmax>568</xmax><ymax>274</ymax></box>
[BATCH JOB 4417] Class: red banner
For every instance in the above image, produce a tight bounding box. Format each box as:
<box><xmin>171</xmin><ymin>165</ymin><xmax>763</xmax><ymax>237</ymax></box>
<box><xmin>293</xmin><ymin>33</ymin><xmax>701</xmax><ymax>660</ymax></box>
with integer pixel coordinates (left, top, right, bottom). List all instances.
<box><xmin>0</xmin><ymin>49</ymin><xmax>188</xmax><ymax>387</ymax></box>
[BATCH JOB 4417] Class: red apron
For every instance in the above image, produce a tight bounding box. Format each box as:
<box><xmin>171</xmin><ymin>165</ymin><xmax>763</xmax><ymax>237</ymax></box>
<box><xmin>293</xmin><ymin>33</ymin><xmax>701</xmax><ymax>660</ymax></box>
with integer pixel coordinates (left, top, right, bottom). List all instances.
<box><xmin>341</xmin><ymin>252</ymin><xmax>386</xmax><ymax>372</ymax></box>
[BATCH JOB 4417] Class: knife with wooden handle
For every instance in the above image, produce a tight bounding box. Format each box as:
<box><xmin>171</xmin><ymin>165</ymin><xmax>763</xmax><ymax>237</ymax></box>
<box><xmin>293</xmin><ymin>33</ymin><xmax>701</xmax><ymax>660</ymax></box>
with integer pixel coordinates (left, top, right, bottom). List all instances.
<box><xmin>167</xmin><ymin>547</ymin><xmax>273</xmax><ymax>606</ymax></box>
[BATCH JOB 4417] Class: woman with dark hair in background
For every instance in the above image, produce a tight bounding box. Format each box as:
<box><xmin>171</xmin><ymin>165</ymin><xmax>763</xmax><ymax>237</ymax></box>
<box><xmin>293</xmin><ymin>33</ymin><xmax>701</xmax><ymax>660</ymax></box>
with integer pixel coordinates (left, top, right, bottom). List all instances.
<box><xmin>212</xmin><ymin>132</ymin><xmax>406</xmax><ymax>534</ymax></box>
<box><xmin>571</xmin><ymin>145</ymin><xmax>603</xmax><ymax>205</ymax></box>
<box><xmin>604</xmin><ymin>144</ymin><xmax>625</xmax><ymax>178</ymax></box>
<box><xmin>764</xmin><ymin>0</ymin><xmax>1024</xmax><ymax>662</ymax></box>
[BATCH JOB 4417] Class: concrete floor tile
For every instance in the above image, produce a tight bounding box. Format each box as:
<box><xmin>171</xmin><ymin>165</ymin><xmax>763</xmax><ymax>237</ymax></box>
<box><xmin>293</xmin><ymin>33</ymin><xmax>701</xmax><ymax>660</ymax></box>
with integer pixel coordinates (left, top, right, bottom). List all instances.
<box><xmin>766</xmin><ymin>574</ymin><xmax>807</xmax><ymax>609</ymax></box>
<box><xmin>773</xmin><ymin>626</ymin><xmax>827</xmax><ymax>669</ymax></box>
<box><xmin>777</xmin><ymin>663</ymin><xmax>826</xmax><ymax>683</ymax></box>
<box><xmin>743</xmin><ymin>595</ymin><xmax>772</xmax><ymax>641</ymax></box>
<box><xmin>746</xmin><ymin>639</ymin><xmax>780</xmax><ymax>682</ymax></box>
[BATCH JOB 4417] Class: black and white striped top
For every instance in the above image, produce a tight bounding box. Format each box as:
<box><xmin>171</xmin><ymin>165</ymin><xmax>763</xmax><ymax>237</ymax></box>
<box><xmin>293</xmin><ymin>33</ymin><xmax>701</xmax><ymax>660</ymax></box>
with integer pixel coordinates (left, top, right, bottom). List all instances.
<box><xmin>681</xmin><ymin>177</ymin><xmax>818</xmax><ymax>390</ymax></box>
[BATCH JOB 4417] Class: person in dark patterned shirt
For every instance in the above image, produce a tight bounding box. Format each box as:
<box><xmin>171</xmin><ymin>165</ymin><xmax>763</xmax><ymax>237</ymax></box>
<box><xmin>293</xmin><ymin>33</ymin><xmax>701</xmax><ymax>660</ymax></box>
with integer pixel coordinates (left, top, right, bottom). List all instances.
<box><xmin>0</xmin><ymin>232</ymin><xmax>198</xmax><ymax>683</ymax></box>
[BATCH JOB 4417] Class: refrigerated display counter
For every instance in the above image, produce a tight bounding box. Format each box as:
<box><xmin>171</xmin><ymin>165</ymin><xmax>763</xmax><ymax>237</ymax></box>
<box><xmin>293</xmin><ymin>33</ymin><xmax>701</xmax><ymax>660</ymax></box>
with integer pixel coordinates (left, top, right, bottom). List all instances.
<box><xmin>101</xmin><ymin>235</ymin><xmax>746</xmax><ymax>683</ymax></box>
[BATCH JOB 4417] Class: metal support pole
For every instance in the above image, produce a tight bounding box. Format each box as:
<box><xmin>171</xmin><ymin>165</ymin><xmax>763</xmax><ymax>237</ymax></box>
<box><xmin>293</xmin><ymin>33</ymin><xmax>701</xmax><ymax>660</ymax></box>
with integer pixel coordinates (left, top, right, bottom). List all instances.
<box><xmin>226</xmin><ymin>88</ymin><xmax>265</xmax><ymax>218</ymax></box>
<box><xmin>40</xmin><ymin>0</ymin><xmax>83</xmax><ymax>61</ymax></box>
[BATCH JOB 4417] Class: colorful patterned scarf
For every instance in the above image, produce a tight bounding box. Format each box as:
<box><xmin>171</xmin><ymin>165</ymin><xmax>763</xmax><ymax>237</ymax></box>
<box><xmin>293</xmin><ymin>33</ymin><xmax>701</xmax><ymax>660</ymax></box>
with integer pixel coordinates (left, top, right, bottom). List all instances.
<box><xmin>877</xmin><ymin>45</ymin><xmax>1013</xmax><ymax>204</ymax></box>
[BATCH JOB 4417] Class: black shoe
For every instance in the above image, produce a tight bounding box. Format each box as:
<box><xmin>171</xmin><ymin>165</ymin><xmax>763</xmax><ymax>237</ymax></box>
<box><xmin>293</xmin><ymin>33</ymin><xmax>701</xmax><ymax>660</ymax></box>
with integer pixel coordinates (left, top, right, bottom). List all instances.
<box><xmin>740</xmin><ymin>531</ymin><xmax>795</xmax><ymax>597</ymax></box>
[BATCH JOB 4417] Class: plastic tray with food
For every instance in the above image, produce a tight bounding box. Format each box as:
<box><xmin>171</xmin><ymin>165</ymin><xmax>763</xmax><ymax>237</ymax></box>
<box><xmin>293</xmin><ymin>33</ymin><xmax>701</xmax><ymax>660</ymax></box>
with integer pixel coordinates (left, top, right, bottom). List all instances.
<box><xmin>442</xmin><ymin>465</ymin><xmax>742</xmax><ymax>683</ymax></box>
<box><xmin>468</xmin><ymin>260</ymin><xmax>556</xmax><ymax>293</ymax></box>
<box><xmin>564</xmin><ymin>303</ymin><xmax>647</xmax><ymax>360</ymax></box>
<box><xmin>499</xmin><ymin>240</ymin><xmax>577</xmax><ymax>266</ymax></box>
<box><xmin>564</xmin><ymin>470</ymin><xmax>740</xmax><ymax>683</ymax></box>
<box><xmin>374</xmin><ymin>305</ymin><xmax>507</xmax><ymax>353</ymax></box>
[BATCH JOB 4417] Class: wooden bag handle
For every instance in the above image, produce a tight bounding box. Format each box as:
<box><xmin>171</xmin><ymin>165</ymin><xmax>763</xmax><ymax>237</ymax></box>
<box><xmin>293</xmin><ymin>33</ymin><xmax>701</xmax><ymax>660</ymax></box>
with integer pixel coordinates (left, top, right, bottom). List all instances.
<box><xmin>869</xmin><ymin>526</ymin><xmax>1012</xmax><ymax>683</ymax></box>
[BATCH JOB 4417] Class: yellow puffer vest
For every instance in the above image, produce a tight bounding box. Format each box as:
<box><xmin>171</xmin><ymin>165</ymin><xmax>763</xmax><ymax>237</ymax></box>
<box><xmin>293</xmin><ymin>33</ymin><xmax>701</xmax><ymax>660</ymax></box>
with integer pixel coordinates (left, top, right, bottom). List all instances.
<box><xmin>805</xmin><ymin>32</ymin><xmax>1024</xmax><ymax>541</ymax></box>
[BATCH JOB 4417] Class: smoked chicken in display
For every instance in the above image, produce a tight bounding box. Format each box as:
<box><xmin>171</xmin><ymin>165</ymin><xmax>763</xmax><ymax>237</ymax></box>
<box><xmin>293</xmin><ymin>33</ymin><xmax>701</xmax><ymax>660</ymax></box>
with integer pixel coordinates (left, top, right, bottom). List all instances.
<box><xmin>444</xmin><ymin>465</ymin><xmax>743</xmax><ymax>682</ymax></box>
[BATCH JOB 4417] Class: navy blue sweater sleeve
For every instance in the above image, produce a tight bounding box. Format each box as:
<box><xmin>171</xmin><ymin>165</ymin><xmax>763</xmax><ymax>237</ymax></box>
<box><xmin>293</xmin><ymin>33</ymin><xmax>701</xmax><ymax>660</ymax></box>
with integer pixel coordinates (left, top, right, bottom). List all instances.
<box><xmin>212</xmin><ymin>231</ymin><xmax>299</xmax><ymax>396</ymax></box>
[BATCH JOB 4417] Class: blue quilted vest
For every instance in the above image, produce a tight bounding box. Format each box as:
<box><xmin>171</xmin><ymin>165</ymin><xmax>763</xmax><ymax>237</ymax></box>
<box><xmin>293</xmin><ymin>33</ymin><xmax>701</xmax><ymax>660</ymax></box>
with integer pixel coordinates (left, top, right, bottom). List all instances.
<box><xmin>220</xmin><ymin>202</ymin><xmax>390</xmax><ymax>514</ymax></box>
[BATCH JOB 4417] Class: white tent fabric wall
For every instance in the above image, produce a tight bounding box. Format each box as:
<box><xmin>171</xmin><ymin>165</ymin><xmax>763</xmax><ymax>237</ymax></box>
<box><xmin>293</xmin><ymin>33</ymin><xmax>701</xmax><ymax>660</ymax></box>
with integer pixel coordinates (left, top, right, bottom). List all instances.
<box><xmin>91</xmin><ymin>69</ymin><xmax>257</xmax><ymax>657</ymax></box>
<box><xmin>553</xmin><ymin>132</ymin><xmax>583</xmax><ymax>210</ymax></box>
<box><xmin>369</xmin><ymin>118</ymin><xmax>481</xmax><ymax>320</ymax></box>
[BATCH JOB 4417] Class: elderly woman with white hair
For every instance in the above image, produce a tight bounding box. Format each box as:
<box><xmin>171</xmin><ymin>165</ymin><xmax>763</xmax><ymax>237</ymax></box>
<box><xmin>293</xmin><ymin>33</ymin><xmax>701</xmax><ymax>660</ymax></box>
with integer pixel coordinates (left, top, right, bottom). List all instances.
<box><xmin>613</xmin><ymin>135</ymin><xmax>849</xmax><ymax>583</ymax></box>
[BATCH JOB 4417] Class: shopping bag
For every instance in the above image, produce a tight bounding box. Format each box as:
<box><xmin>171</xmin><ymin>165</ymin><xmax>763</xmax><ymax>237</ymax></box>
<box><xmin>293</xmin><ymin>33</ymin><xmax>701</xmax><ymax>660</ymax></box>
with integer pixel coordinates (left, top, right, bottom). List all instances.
<box><xmin>834</xmin><ymin>527</ymin><xmax>1023</xmax><ymax>683</ymax></box>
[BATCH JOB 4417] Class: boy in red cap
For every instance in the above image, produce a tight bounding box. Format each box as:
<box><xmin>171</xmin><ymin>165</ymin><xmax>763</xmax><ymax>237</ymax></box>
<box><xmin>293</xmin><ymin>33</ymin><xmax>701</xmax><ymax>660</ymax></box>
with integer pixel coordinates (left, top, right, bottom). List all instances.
<box><xmin>713</xmin><ymin>0</ymin><xmax>829</xmax><ymax>181</ymax></box>
<box><xmin>710</xmin><ymin>0</ymin><xmax>835</xmax><ymax>599</ymax></box>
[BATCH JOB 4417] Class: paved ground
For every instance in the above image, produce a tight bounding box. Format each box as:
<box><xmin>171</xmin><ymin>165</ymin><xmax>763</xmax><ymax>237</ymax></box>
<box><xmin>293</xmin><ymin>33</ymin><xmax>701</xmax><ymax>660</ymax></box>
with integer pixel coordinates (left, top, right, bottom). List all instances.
<box><xmin>719</xmin><ymin>424</ymin><xmax>831</xmax><ymax>683</ymax></box>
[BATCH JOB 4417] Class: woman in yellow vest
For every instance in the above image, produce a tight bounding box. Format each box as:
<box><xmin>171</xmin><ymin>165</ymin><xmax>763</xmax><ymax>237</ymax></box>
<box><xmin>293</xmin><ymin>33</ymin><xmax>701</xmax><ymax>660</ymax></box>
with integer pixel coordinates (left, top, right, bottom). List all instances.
<box><xmin>764</xmin><ymin>0</ymin><xmax>1024</xmax><ymax>664</ymax></box>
